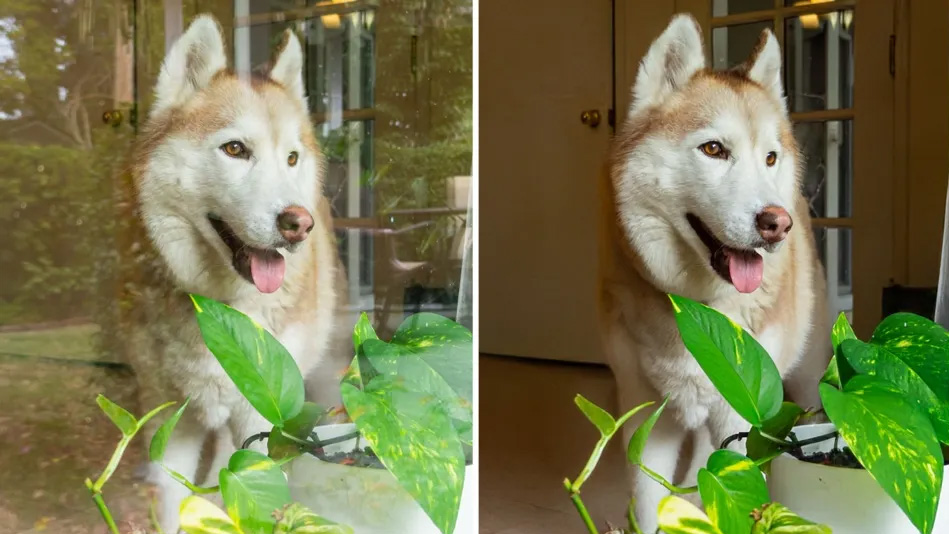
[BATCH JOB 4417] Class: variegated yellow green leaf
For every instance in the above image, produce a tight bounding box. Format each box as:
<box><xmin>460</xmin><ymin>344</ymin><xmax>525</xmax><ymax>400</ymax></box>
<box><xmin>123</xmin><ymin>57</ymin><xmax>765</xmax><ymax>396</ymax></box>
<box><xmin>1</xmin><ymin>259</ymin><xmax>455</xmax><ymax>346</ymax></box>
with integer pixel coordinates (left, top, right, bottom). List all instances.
<box><xmin>341</xmin><ymin>379</ymin><xmax>465</xmax><ymax>534</ymax></box>
<box><xmin>358</xmin><ymin>313</ymin><xmax>473</xmax><ymax>443</ymax></box>
<box><xmin>839</xmin><ymin>338</ymin><xmax>949</xmax><ymax>443</ymax></box>
<box><xmin>750</xmin><ymin>503</ymin><xmax>831</xmax><ymax>534</ymax></box>
<box><xmin>822</xmin><ymin>312</ymin><xmax>857</xmax><ymax>388</ymax></box>
<box><xmin>668</xmin><ymin>295</ymin><xmax>783</xmax><ymax>426</ymax></box>
<box><xmin>179</xmin><ymin>495</ymin><xmax>243</xmax><ymax>534</ymax></box>
<box><xmin>697</xmin><ymin>450</ymin><xmax>770</xmax><ymax>534</ymax></box>
<box><xmin>190</xmin><ymin>294</ymin><xmax>304</xmax><ymax>426</ymax></box>
<box><xmin>352</xmin><ymin>312</ymin><xmax>378</xmax><ymax>353</ymax></box>
<box><xmin>820</xmin><ymin>375</ymin><xmax>943</xmax><ymax>534</ymax></box>
<box><xmin>272</xmin><ymin>503</ymin><xmax>353</xmax><ymax>534</ymax></box>
<box><xmin>656</xmin><ymin>495</ymin><xmax>724</xmax><ymax>534</ymax></box>
<box><xmin>219</xmin><ymin>450</ymin><xmax>291</xmax><ymax>534</ymax></box>
<box><xmin>870</xmin><ymin>313</ymin><xmax>949</xmax><ymax>427</ymax></box>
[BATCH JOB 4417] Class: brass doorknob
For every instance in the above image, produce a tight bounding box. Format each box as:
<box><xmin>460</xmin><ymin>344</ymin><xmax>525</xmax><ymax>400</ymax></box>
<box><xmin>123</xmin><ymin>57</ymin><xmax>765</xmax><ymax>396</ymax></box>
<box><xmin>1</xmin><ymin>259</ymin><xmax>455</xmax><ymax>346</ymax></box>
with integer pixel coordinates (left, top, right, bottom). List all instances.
<box><xmin>580</xmin><ymin>109</ymin><xmax>601</xmax><ymax>128</ymax></box>
<box><xmin>102</xmin><ymin>110</ymin><xmax>123</xmax><ymax>127</ymax></box>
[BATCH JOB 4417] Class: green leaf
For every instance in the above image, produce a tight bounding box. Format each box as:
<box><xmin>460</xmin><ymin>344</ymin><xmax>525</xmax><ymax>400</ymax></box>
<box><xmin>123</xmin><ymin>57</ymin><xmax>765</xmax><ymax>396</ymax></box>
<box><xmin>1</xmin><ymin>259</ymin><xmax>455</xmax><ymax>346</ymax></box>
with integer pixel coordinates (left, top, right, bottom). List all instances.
<box><xmin>150</xmin><ymin>398</ymin><xmax>191</xmax><ymax>462</ymax></box>
<box><xmin>668</xmin><ymin>295</ymin><xmax>783</xmax><ymax>426</ymax></box>
<box><xmin>820</xmin><ymin>375</ymin><xmax>943</xmax><ymax>534</ymax></box>
<box><xmin>575</xmin><ymin>394</ymin><xmax>616</xmax><ymax>435</ymax></box>
<box><xmin>697</xmin><ymin>450</ymin><xmax>770</xmax><ymax>534</ymax></box>
<box><xmin>352</xmin><ymin>312</ymin><xmax>378</xmax><ymax>353</ymax></box>
<box><xmin>268</xmin><ymin>402</ymin><xmax>325</xmax><ymax>461</ymax></box>
<box><xmin>628</xmin><ymin>396</ymin><xmax>669</xmax><ymax>466</ymax></box>
<box><xmin>272</xmin><ymin>503</ymin><xmax>353</xmax><ymax>534</ymax></box>
<box><xmin>190</xmin><ymin>294</ymin><xmax>305</xmax><ymax>426</ymax></box>
<box><xmin>96</xmin><ymin>394</ymin><xmax>137</xmax><ymax>436</ymax></box>
<box><xmin>341</xmin><ymin>379</ymin><xmax>465</xmax><ymax>534</ymax></box>
<box><xmin>751</xmin><ymin>503</ymin><xmax>832</xmax><ymax>534</ymax></box>
<box><xmin>179</xmin><ymin>495</ymin><xmax>244</xmax><ymax>534</ymax></box>
<box><xmin>840</xmin><ymin>338</ymin><xmax>949</xmax><ymax>443</ymax></box>
<box><xmin>870</xmin><ymin>313</ymin><xmax>949</xmax><ymax>416</ymax></box>
<box><xmin>656</xmin><ymin>495</ymin><xmax>724</xmax><ymax>534</ymax></box>
<box><xmin>219</xmin><ymin>450</ymin><xmax>292</xmax><ymax>534</ymax></box>
<box><xmin>746</xmin><ymin>403</ymin><xmax>805</xmax><ymax>472</ymax></box>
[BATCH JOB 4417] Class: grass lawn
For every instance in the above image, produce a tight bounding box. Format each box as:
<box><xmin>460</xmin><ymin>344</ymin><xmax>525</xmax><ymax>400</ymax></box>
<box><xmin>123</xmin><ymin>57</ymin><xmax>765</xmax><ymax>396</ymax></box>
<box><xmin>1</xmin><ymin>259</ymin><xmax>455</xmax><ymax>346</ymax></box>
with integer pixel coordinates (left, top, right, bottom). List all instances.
<box><xmin>0</xmin><ymin>325</ymin><xmax>151</xmax><ymax>534</ymax></box>
<box><xmin>0</xmin><ymin>324</ymin><xmax>101</xmax><ymax>362</ymax></box>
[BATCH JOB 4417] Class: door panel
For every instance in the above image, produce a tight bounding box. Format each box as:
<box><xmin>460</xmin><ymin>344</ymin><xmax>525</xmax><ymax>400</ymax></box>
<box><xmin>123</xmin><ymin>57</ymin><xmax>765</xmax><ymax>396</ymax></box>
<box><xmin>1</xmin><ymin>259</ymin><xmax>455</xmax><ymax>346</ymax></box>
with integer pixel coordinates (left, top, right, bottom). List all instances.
<box><xmin>480</xmin><ymin>0</ymin><xmax>613</xmax><ymax>363</ymax></box>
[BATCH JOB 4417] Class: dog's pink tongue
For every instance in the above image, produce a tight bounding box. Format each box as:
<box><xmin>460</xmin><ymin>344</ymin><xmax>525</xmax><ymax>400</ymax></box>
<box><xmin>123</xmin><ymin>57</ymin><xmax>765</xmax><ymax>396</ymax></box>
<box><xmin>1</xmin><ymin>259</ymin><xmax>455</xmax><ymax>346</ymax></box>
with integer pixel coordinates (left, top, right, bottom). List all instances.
<box><xmin>249</xmin><ymin>250</ymin><xmax>286</xmax><ymax>294</ymax></box>
<box><xmin>727</xmin><ymin>250</ymin><xmax>763</xmax><ymax>294</ymax></box>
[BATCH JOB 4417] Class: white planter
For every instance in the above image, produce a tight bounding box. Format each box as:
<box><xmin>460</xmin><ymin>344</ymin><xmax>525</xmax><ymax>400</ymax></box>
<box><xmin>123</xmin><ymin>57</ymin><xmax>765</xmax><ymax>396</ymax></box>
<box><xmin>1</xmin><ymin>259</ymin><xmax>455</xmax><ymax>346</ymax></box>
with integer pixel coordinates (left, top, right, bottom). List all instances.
<box><xmin>285</xmin><ymin>423</ymin><xmax>476</xmax><ymax>534</ymax></box>
<box><xmin>767</xmin><ymin>423</ymin><xmax>949</xmax><ymax>534</ymax></box>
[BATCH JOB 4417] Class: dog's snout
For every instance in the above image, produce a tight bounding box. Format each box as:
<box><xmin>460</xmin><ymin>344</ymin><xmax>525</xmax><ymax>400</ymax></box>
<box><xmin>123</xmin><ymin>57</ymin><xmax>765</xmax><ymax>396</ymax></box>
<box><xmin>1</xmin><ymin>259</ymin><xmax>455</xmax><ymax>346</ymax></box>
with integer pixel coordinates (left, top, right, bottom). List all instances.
<box><xmin>277</xmin><ymin>206</ymin><xmax>314</xmax><ymax>244</ymax></box>
<box><xmin>756</xmin><ymin>206</ymin><xmax>793</xmax><ymax>244</ymax></box>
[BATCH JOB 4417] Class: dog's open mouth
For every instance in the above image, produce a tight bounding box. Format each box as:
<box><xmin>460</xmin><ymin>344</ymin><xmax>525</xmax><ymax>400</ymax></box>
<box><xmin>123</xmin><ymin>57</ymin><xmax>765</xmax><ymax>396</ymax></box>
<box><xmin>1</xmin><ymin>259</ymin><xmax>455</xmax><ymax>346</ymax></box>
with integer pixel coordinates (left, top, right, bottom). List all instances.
<box><xmin>207</xmin><ymin>214</ymin><xmax>286</xmax><ymax>294</ymax></box>
<box><xmin>686</xmin><ymin>213</ymin><xmax>763</xmax><ymax>294</ymax></box>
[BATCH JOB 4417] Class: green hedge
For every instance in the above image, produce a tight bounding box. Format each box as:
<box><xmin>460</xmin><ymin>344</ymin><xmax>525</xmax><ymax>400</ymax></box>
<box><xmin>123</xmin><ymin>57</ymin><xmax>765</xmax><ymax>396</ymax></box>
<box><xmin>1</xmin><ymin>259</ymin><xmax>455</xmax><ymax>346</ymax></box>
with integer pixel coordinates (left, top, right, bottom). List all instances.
<box><xmin>0</xmin><ymin>143</ymin><xmax>118</xmax><ymax>326</ymax></box>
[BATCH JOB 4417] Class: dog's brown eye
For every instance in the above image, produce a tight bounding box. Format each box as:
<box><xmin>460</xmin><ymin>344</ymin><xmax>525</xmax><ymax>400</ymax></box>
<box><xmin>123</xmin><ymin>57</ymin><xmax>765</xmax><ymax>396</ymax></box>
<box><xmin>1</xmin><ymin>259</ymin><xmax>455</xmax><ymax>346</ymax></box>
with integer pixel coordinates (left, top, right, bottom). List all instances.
<box><xmin>766</xmin><ymin>151</ymin><xmax>777</xmax><ymax>167</ymax></box>
<box><xmin>699</xmin><ymin>141</ymin><xmax>726</xmax><ymax>158</ymax></box>
<box><xmin>221</xmin><ymin>141</ymin><xmax>248</xmax><ymax>159</ymax></box>
<box><xmin>288</xmin><ymin>151</ymin><xmax>299</xmax><ymax>167</ymax></box>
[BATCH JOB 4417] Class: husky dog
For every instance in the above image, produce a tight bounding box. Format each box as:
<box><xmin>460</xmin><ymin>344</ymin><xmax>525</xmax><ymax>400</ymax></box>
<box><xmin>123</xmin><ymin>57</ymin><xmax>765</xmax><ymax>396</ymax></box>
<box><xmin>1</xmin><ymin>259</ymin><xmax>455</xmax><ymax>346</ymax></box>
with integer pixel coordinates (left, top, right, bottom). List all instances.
<box><xmin>599</xmin><ymin>14</ymin><xmax>831</xmax><ymax>532</ymax></box>
<box><xmin>118</xmin><ymin>15</ymin><xmax>346</xmax><ymax>532</ymax></box>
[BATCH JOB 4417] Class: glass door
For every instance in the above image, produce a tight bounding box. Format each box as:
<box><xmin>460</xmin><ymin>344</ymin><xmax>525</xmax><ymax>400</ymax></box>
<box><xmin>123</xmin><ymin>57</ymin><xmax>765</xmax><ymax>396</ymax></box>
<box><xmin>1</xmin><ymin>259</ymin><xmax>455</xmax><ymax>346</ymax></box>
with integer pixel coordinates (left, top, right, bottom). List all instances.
<box><xmin>696</xmin><ymin>0</ymin><xmax>895</xmax><ymax>336</ymax></box>
<box><xmin>229</xmin><ymin>0</ymin><xmax>473</xmax><ymax>338</ymax></box>
<box><xmin>0</xmin><ymin>0</ymin><xmax>149</xmax><ymax>529</ymax></box>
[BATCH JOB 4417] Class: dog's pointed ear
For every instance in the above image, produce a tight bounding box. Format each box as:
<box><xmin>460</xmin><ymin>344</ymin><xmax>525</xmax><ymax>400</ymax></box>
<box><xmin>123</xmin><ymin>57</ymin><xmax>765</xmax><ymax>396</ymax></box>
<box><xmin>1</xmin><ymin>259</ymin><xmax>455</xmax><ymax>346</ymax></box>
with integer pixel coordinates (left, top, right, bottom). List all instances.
<box><xmin>744</xmin><ymin>28</ymin><xmax>784</xmax><ymax>106</ymax></box>
<box><xmin>630</xmin><ymin>14</ymin><xmax>705</xmax><ymax>114</ymax></box>
<box><xmin>153</xmin><ymin>15</ymin><xmax>227</xmax><ymax>116</ymax></box>
<box><xmin>269</xmin><ymin>29</ymin><xmax>306</xmax><ymax>104</ymax></box>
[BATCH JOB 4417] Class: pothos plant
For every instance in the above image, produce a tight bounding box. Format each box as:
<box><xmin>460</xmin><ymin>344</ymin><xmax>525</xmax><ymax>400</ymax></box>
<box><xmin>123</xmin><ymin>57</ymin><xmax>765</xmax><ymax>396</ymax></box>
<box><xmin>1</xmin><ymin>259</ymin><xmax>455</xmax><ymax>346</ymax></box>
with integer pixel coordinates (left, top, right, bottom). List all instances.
<box><xmin>565</xmin><ymin>294</ymin><xmax>949</xmax><ymax>534</ymax></box>
<box><xmin>85</xmin><ymin>294</ymin><xmax>473</xmax><ymax>534</ymax></box>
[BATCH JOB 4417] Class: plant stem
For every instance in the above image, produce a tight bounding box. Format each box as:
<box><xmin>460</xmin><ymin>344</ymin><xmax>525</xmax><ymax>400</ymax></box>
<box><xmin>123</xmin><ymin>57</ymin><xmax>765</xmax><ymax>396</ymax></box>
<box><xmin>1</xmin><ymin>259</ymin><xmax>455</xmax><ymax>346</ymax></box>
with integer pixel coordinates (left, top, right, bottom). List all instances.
<box><xmin>638</xmin><ymin>464</ymin><xmax>697</xmax><ymax>494</ymax></box>
<box><xmin>572</xmin><ymin>434</ymin><xmax>610</xmax><ymax>492</ymax></box>
<box><xmin>86</xmin><ymin>479</ymin><xmax>120</xmax><ymax>534</ymax></box>
<box><xmin>93</xmin><ymin>436</ymin><xmax>132</xmax><ymax>492</ymax></box>
<box><xmin>162</xmin><ymin>465</ymin><xmax>219</xmax><ymax>494</ymax></box>
<box><xmin>563</xmin><ymin>478</ymin><xmax>600</xmax><ymax>534</ymax></box>
<box><xmin>628</xmin><ymin>498</ymin><xmax>644</xmax><ymax>534</ymax></box>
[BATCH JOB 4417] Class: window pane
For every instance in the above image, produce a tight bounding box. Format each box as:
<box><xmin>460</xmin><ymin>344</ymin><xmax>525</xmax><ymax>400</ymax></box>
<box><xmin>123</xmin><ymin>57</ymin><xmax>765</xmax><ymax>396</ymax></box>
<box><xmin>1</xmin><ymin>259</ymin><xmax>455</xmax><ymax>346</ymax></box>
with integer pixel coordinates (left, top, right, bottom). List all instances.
<box><xmin>0</xmin><ymin>0</ymin><xmax>471</xmax><ymax>529</ymax></box>
<box><xmin>711</xmin><ymin>21</ymin><xmax>774</xmax><ymax>70</ymax></box>
<box><xmin>784</xmin><ymin>10</ymin><xmax>854</xmax><ymax>112</ymax></box>
<box><xmin>795</xmin><ymin>120</ymin><xmax>852</xmax><ymax>218</ymax></box>
<box><xmin>711</xmin><ymin>0</ymin><xmax>775</xmax><ymax>17</ymax></box>
<box><xmin>813</xmin><ymin>227</ymin><xmax>853</xmax><ymax>322</ymax></box>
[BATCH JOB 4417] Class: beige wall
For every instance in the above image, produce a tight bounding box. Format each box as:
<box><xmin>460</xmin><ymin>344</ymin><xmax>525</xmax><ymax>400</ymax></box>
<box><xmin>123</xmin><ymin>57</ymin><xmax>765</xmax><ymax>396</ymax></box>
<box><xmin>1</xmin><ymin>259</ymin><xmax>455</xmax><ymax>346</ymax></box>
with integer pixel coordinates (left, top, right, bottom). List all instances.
<box><xmin>899</xmin><ymin>0</ymin><xmax>949</xmax><ymax>288</ymax></box>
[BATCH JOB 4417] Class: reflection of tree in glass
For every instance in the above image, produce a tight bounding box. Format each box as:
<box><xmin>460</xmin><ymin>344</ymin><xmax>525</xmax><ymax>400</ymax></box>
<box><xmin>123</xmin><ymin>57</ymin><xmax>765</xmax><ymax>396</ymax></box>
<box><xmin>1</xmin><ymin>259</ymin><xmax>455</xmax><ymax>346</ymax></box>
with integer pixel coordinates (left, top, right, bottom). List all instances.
<box><xmin>0</xmin><ymin>0</ymin><xmax>134</xmax><ymax>334</ymax></box>
<box><xmin>368</xmin><ymin>0</ymin><xmax>472</xmax><ymax>264</ymax></box>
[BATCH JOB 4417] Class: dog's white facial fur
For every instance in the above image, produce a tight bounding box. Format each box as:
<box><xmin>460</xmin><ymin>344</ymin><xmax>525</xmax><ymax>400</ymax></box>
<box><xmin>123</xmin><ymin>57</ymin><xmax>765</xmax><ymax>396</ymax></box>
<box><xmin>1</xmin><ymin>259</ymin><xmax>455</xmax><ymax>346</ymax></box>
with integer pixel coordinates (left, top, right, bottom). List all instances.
<box><xmin>615</xmin><ymin>14</ymin><xmax>800</xmax><ymax>300</ymax></box>
<box><xmin>139</xmin><ymin>16</ymin><xmax>320</xmax><ymax>297</ymax></box>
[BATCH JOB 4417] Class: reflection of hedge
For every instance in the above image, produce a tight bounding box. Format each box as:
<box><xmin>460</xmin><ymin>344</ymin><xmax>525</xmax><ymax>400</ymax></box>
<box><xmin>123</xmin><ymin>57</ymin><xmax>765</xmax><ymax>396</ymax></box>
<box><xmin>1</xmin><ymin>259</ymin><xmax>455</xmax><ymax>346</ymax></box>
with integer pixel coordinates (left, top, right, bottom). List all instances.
<box><xmin>0</xmin><ymin>143</ymin><xmax>116</xmax><ymax>325</ymax></box>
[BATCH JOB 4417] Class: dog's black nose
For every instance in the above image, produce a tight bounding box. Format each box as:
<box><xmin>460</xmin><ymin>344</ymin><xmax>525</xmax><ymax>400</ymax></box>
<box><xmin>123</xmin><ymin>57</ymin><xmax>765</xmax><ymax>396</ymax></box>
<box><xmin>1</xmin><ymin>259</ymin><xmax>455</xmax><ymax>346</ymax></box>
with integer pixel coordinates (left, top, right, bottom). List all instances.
<box><xmin>756</xmin><ymin>206</ymin><xmax>793</xmax><ymax>244</ymax></box>
<box><xmin>277</xmin><ymin>206</ymin><xmax>314</xmax><ymax>244</ymax></box>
